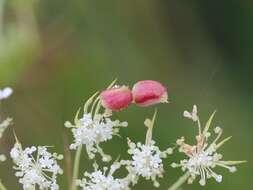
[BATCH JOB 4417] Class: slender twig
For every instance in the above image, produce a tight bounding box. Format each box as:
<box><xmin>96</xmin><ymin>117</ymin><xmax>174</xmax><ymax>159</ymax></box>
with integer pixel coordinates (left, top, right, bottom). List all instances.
<box><xmin>168</xmin><ymin>172</ymin><xmax>190</xmax><ymax>190</ymax></box>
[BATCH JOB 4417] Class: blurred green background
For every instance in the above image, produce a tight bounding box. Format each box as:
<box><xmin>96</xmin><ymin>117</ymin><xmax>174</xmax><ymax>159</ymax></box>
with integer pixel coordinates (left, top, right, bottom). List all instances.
<box><xmin>0</xmin><ymin>0</ymin><xmax>252</xmax><ymax>189</ymax></box>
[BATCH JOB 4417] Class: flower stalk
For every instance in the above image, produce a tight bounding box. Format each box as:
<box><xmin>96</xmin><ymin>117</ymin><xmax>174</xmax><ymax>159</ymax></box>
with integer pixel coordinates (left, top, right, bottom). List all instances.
<box><xmin>71</xmin><ymin>145</ymin><xmax>82</xmax><ymax>190</ymax></box>
<box><xmin>145</xmin><ymin>109</ymin><xmax>157</xmax><ymax>146</ymax></box>
<box><xmin>168</xmin><ymin>172</ymin><xmax>190</xmax><ymax>190</ymax></box>
<box><xmin>0</xmin><ymin>180</ymin><xmax>6</xmax><ymax>190</ymax></box>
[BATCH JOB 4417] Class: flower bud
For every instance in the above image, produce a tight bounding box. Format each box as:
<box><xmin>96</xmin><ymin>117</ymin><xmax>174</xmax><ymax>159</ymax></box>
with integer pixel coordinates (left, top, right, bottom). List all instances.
<box><xmin>100</xmin><ymin>86</ymin><xmax>133</xmax><ymax>111</ymax></box>
<box><xmin>132</xmin><ymin>80</ymin><xmax>168</xmax><ymax>107</ymax></box>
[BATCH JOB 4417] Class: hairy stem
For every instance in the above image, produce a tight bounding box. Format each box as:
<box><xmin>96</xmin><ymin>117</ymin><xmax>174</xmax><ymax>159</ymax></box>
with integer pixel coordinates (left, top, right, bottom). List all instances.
<box><xmin>0</xmin><ymin>180</ymin><xmax>6</xmax><ymax>190</ymax></box>
<box><xmin>71</xmin><ymin>146</ymin><xmax>82</xmax><ymax>190</ymax></box>
<box><xmin>168</xmin><ymin>172</ymin><xmax>190</xmax><ymax>190</ymax></box>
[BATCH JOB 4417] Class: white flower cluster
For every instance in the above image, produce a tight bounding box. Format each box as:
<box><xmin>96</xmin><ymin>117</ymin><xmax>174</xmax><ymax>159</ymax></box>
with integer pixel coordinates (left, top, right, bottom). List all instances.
<box><xmin>77</xmin><ymin>163</ymin><xmax>130</xmax><ymax>190</ymax></box>
<box><xmin>0</xmin><ymin>87</ymin><xmax>13</xmax><ymax>162</ymax></box>
<box><xmin>77</xmin><ymin>142</ymin><xmax>169</xmax><ymax>190</ymax></box>
<box><xmin>65</xmin><ymin>92</ymin><xmax>128</xmax><ymax>162</ymax></box>
<box><xmin>10</xmin><ymin>143</ymin><xmax>63</xmax><ymax>190</ymax></box>
<box><xmin>171</xmin><ymin>105</ymin><xmax>246</xmax><ymax>186</ymax></box>
<box><xmin>127</xmin><ymin>140</ymin><xmax>172</xmax><ymax>187</ymax></box>
<box><xmin>66</xmin><ymin>113</ymin><xmax>127</xmax><ymax>161</ymax></box>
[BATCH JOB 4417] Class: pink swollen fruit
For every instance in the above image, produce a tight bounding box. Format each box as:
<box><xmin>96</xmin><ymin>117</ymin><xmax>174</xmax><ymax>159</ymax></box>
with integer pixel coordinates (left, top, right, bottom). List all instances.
<box><xmin>100</xmin><ymin>86</ymin><xmax>133</xmax><ymax>111</ymax></box>
<box><xmin>132</xmin><ymin>80</ymin><xmax>168</xmax><ymax>107</ymax></box>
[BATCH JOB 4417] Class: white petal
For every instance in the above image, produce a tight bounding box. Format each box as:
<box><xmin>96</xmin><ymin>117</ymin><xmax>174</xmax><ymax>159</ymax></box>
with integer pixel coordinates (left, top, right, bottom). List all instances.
<box><xmin>215</xmin><ymin>175</ymin><xmax>222</xmax><ymax>183</ymax></box>
<box><xmin>183</xmin><ymin>111</ymin><xmax>192</xmax><ymax>119</ymax></box>
<box><xmin>192</xmin><ymin>105</ymin><xmax>198</xmax><ymax>115</ymax></box>
<box><xmin>0</xmin><ymin>87</ymin><xmax>13</xmax><ymax>99</ymax></box>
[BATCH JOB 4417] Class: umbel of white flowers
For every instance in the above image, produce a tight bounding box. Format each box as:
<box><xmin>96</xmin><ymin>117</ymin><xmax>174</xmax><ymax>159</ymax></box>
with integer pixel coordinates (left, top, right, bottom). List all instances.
<box><xmin>76</xmin><ymin>162</ymin><xmax>131</xmax><ymax>190</ymax></box>
<box><xmin>65</xmin><ymin>111</ymin><xmax>128</xmax><ymax>162</ymax></box>
<box><xmin>125</xmin><ymin>111</ymin><xmax>173</xmax><ymax>187</ymax></box>
<box><xmin>10</xmin><ymin>138</ymin><xmax>63</xmax><ymax>190</ymax></box>
<box><xmin>0</xmin><ymin>87</ymin><xmax>13</xmax><ymax>162</ymax></box>
<box><xmin>171</xmin><ymin>105</ymin><xmax>247</xmax><ymax>186</ymax></box>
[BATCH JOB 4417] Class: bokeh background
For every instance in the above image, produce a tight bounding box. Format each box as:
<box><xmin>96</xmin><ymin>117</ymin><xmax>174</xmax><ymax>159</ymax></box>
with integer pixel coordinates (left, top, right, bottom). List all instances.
<box><xmin>0</xmin><ymin>0</ymin><xmax>252</xmax><ymax>189</ymax></box>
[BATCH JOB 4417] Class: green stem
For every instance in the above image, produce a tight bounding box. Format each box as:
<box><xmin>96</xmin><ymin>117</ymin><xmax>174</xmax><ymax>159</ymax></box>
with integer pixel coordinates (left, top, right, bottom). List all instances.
<box><xmin>0</xmin><ymin>180</ymin><xmax>6</xmax><ymax>190</ymax></box>
<box><xmin>71</xmin><ymin>146</ymin><xmax>82</xmax><ymax>190</ymax></box>
<box><xmin>168</xmin><ymin>172</ymin><xmax>190</xmax><ymax>190</ymax></box>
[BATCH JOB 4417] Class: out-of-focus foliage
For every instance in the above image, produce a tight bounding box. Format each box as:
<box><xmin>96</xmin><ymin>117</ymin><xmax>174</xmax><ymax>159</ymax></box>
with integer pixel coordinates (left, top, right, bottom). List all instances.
<box><xmin>0</xmin><ymin>0</ymin><xmax>252</xmax><ymax>190</ymax></box>
<box><xmin>0</xmin><ymin>0</ymin><xmax>39</xmax><ymax>83</ymax></box>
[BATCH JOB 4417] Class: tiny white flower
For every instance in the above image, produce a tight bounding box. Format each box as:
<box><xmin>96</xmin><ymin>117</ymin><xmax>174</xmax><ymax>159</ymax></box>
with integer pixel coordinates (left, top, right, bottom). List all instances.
<box><xmin>0</xmin><ymin>118</ymin><xmax>12</xmax><ymax>138</ymax></box>
<box><xmin>0</xmin><ymin>87</ymin><xmax>13</xmax><ymax>100</ymax></box>
<box><xmin>10</xmin><ymin>143</ymin><xmax>63</xmax><ymax>190</ymax></box>
<box><xmin>0</xmin><ymin>154</ymin><xmax>6</xmax><ymax>162</ymax></box>
<box><xmin>173</xmin><ymin>105</ymin><xmax>246</xmax><ymax>186</ymax></box>
<box><xmin>183</xmin><ymin>105</ymin><xmax>198</xmax><ymax>122</ymax></box>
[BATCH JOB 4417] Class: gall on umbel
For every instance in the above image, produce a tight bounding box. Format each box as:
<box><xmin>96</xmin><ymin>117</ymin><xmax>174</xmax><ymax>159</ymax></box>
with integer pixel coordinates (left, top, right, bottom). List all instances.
<box><xmin>100</xmin><ymin>85</ymin><xmax>133</xmax><ymax>111</ymax></box>
<box><xmin>132</xmin><ymin>80</ymin><xmax>168</xmax><ymax>107</ymax></box>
